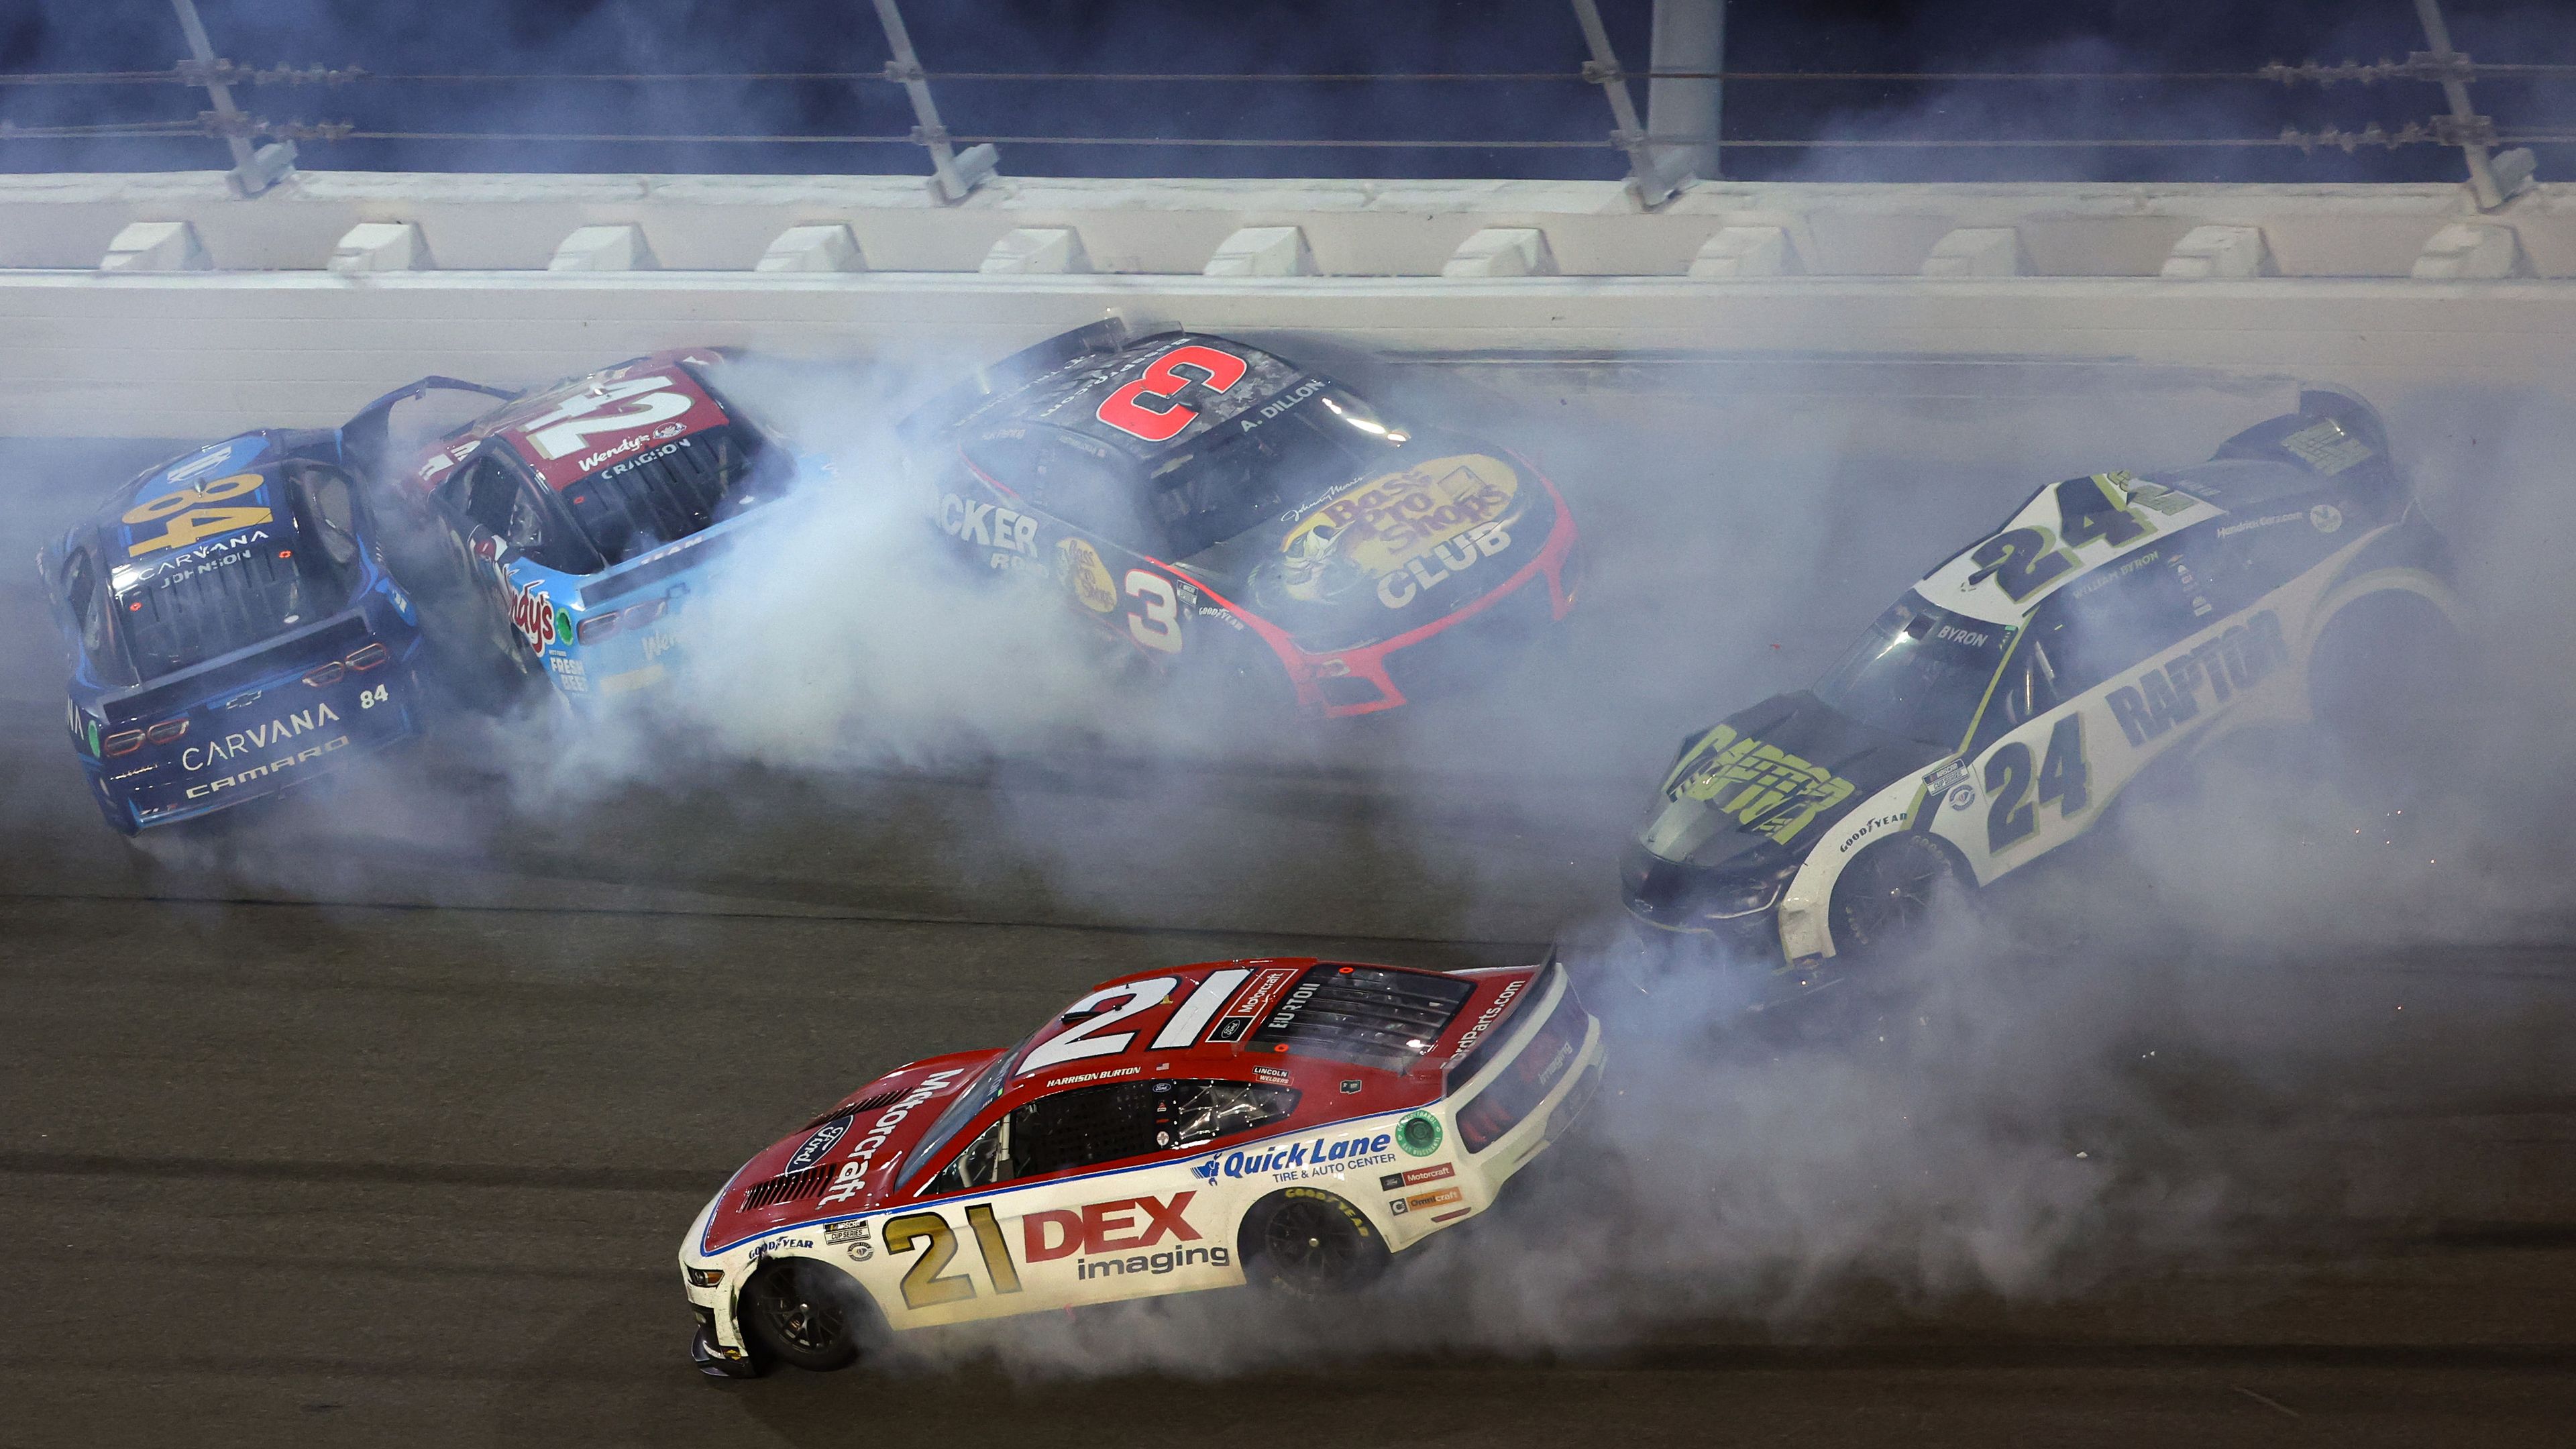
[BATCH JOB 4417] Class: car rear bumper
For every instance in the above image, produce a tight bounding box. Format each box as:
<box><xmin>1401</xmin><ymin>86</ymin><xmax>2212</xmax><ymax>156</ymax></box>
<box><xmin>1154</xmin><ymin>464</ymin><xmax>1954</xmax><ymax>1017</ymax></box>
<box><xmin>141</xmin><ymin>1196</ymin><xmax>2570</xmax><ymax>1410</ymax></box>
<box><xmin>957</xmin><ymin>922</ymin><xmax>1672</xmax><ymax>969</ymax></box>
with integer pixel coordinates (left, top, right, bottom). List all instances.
<box><xmin>1378</xmin><ymin>969</ymin><xmax>1605</xmax><ymax>1251</ymax></box>
<box><xmin>106</xmin><ymin>661</ymin><xmax>427</xmax><ymax>831</ymax></box>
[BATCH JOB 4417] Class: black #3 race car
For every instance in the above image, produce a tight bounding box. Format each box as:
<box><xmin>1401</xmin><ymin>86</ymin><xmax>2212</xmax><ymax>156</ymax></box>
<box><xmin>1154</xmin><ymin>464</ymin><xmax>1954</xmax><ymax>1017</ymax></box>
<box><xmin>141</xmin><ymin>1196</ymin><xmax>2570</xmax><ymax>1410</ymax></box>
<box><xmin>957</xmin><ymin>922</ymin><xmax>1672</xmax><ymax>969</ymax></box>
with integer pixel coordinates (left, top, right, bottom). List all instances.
<box><xmin>1621</xmin><ymin>388</ymin><xmax>2464</xmax><ymax>997</ymax></box>
<box><xmin>905</xmin><ymin>321</ymin><xmax>1580</xmax><ymax>717</ymax></box>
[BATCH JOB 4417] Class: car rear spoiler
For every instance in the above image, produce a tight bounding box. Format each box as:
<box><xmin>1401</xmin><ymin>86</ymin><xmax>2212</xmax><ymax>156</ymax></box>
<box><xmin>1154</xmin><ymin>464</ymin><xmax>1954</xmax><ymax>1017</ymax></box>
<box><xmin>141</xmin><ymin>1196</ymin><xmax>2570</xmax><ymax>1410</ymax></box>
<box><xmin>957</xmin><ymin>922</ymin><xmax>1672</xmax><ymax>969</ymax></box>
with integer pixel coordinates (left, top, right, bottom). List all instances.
<box><xmin>892</xmin><ymin>316</ymin><xmax>1139</xmax><ymax>445</ymax></box>
<box><xmin>2211</xmin><ymin>383</ymin><xmax>2395</xmax><ymax>476</ymax></box>
<box><xmin>2290</xmin><ymin>384</ymin><xmax>2392</xmax><ymax>463</ymax></box>
<box><xmin>337</xmin><ymin>375</ymin><xmax>520</xmax><ymax>486</ymax></box>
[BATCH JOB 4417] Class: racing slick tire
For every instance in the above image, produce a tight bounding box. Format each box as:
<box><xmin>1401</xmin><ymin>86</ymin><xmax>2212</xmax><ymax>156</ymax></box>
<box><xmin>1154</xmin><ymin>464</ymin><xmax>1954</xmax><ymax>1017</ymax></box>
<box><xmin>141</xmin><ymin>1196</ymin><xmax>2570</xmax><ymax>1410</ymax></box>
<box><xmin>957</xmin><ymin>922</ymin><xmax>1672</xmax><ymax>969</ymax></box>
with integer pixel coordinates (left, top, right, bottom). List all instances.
<box><xmin>2306</xmin><ymin>588</ymin><xmax>2469</xmax><ymax>808</ymax></box>
<box><xmin>1238</xmin><ymin>1188</ymin><xmax>1389</xmax><ymax>1298</ymax></box>
<box><xmin>1827</xmin><ymin>833</ymin><xmax>1969</xmax><ymax>965</ymax></box>
<box><xmin>738</xmin><ymin>1258</ymin><xmax>877</xmax><ymax>1373</ymax></box>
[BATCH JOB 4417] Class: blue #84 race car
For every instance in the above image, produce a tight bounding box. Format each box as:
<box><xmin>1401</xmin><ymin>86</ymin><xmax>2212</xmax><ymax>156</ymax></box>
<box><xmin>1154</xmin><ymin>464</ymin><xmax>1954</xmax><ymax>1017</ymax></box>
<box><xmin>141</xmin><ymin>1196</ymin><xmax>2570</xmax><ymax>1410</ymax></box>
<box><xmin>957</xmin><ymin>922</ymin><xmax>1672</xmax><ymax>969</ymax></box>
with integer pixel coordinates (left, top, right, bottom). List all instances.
<box><xmin>42</xmin><ymin>429</ymin><xmax>430</xmax><ymax>834</ymax></box>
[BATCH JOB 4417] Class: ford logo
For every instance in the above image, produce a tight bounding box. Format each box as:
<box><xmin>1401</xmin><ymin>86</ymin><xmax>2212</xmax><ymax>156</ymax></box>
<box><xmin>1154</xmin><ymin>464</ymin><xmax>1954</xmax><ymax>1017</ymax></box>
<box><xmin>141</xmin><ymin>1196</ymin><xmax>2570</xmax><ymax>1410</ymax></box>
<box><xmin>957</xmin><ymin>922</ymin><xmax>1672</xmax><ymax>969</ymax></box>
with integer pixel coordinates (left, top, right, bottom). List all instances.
<box><xmin>786</xmin><ymin>1113</ymin><xmax>856</xmax><ymax>1173</ymax></box>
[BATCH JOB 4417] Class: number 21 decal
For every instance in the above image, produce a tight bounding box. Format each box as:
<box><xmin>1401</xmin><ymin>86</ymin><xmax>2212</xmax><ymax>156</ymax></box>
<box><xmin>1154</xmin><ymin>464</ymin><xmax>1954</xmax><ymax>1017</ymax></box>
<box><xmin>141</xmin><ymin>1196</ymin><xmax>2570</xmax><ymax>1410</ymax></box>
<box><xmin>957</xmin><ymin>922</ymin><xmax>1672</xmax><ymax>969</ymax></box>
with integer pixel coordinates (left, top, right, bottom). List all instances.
<box><xmin>1124</xmin><ymin>570</ymin><xmax>1181</xmax><ymax>653</ymax></box>
<box><xmin>883</xmin><ymin>1204</ymin><xmax>1023</xmax><ymax>1310</ymax></box>
<box><xmin>1983</xmin><ymin>714</ymin><xmax>2089</xmax><ymax>852</ymax></box>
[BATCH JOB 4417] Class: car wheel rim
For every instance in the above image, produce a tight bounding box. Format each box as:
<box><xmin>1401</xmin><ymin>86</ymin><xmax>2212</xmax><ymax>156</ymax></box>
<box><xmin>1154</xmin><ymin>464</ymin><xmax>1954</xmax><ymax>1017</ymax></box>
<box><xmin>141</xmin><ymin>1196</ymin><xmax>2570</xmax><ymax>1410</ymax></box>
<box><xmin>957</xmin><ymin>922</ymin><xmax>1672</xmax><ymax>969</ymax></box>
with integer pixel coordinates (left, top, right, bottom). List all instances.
<box><xmin>1265</xmin><ymin>1200</ymin><xmax>1354</xmax><ymax>1285</ymax></box>
<box><xmin>1854</xmin><ymin>844</ymin><xmax>1943</xmax><ymax>943</ymax></box>
<box><xmin>757</xmin><ymin>1268</ymin><xmax>845</xmax><ymax>1352</ymax></box>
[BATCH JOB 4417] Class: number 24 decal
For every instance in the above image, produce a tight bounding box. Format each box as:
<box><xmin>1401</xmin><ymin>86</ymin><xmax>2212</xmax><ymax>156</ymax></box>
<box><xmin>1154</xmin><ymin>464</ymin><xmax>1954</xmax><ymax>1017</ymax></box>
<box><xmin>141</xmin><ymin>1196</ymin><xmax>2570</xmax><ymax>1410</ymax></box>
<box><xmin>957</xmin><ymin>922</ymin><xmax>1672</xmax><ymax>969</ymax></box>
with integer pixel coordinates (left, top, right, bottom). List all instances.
<box><xmin>1984</xmin><ymin>714</ymin><xmax>2089</xmax><ymax>852</ymax></box>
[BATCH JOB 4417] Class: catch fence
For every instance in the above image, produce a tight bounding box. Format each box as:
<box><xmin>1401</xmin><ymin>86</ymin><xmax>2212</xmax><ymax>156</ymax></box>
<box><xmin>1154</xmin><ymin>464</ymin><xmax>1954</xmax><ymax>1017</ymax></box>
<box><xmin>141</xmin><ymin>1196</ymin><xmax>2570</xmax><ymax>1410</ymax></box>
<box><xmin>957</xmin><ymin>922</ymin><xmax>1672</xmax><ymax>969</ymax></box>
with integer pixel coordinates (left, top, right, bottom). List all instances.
<box><xmin>0</xmin><ymin>0</ymin><xmax>2564</xmax><ymax>209</ymax></box>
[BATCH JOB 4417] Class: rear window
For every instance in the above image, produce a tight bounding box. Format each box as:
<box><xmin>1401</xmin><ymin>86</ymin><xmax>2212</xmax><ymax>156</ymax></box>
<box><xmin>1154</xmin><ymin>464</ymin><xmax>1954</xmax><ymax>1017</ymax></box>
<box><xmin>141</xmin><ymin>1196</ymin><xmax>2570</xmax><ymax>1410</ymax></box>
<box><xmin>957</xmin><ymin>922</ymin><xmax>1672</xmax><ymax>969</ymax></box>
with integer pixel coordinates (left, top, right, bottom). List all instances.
<box><xmin>111</xmin><ymin>470</ymin><xmax>362</xmax><ymax>682</ymax></box>
<box><xmin>1248</xmin><ymin>965</ymin><xmax>1476</xmax><ymax>1074</ymax></box>
<box><xmin>561</xmin><ymin>422</ymin><xmax>790</xmax><ymax>568</ymax></box>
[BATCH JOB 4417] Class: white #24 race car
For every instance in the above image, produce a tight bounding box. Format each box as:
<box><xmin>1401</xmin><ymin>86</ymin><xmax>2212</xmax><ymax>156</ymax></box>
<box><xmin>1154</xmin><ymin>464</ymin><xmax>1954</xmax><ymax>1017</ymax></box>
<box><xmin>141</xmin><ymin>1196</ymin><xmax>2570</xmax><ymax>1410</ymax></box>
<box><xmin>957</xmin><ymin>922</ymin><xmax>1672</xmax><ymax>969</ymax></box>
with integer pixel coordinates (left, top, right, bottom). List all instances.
<box><xmin>681</xmin><ymin>956</ymin><xmax>1603</xmax><ymax>1376</ymax></box>
<box><xmin>1622</xmin><ymin>388</ymin><xmax>2465</xmax><ymax>989</ymax></box>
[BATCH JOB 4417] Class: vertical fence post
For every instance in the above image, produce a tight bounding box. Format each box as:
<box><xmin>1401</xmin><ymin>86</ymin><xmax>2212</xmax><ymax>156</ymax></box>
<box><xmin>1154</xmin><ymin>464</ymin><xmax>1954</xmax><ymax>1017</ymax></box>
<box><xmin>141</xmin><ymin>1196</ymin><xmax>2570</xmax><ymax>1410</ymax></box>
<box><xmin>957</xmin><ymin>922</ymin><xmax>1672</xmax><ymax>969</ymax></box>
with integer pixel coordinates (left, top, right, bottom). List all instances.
<box><xmin>871</xmin><ymin>0</ymin><xmax>996</xmax><ymax>205</ymax></box>
<box><xmin>1568</xmin><ymin>0</ymin><xmax>1693</xmax><ymax>206</ymax></box>
<box><xmin>2412</xmin><ymin>0</ymin><xmax>2532</xmax><ymax>209</ymax></box>
<box><xmin>1647</xmin><ymin>0</ymin><xmax>1722</xmax><ymax>183</ymax></box>
<box><xmin>170</xmin><ymin>0</ymin><xmax>294</xmax><ymax>197</ymax></box>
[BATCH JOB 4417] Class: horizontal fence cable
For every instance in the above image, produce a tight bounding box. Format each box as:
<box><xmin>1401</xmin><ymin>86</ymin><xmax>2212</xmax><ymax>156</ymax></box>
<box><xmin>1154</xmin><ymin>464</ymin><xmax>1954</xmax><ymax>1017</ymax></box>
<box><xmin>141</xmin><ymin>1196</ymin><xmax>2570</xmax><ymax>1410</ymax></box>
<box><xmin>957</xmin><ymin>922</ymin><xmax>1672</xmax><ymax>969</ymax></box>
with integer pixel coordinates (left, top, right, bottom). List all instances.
<box><xmin>13</xmin><ymin>64</ymin><xmax>2576</xmax><ymax>87</ymax></box>
<box><xmin>15</xmin><ymin>122</ymin><xmax>2572</xmax><ymax>151</ymax></box>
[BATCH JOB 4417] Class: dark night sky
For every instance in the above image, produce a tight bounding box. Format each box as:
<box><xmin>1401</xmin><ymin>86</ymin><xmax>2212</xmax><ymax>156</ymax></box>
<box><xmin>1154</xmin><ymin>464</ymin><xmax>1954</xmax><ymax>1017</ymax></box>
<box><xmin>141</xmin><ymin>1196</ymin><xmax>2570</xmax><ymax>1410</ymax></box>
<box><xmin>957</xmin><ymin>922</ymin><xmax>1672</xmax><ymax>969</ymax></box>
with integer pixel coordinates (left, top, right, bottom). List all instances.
<box><xmin>2</xmin><ymin>1</ymin><xmax>2571</xmax><ymax>184</ymax></box>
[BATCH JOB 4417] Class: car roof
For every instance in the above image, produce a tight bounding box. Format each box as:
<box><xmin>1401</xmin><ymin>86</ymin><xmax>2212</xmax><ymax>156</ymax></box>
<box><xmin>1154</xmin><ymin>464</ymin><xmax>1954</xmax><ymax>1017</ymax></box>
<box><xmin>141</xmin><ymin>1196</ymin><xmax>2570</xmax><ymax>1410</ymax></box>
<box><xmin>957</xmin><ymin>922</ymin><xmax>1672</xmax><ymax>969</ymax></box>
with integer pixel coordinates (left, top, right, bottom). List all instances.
<box><xmin>967</xmin><ymin>331</ymin><xmax>1313</xmax><ymax>462</ymax></box>
<box><xmin>76</xmin><ymin>432</ymin><xmax>325</xmax><ymax>579</ymax></box>
<box><xmin>1015</xmin><ymin>958</ymin><xmax>1511</xmax><ymax>1077</ymax></box>
<box><xmin>1912</xmin><ymin>404</ymin><xmax>2392</xmax><ymax>627</ymax></box>
<box><xmin>407</xmin><ymin>348</ymin><xmax>737</xmax><ymax>492</ymax></box>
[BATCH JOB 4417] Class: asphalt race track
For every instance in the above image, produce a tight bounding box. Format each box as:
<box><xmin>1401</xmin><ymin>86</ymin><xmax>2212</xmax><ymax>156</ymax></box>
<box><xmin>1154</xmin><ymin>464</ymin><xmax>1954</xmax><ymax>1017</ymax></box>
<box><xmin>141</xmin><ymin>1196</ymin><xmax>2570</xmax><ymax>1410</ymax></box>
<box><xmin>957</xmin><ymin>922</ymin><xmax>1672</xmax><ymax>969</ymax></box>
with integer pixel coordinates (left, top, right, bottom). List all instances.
<box><xmin>4</xmin><ymin>372</ymin><xmax>2573</xmax><ymax>1449</ymax></box>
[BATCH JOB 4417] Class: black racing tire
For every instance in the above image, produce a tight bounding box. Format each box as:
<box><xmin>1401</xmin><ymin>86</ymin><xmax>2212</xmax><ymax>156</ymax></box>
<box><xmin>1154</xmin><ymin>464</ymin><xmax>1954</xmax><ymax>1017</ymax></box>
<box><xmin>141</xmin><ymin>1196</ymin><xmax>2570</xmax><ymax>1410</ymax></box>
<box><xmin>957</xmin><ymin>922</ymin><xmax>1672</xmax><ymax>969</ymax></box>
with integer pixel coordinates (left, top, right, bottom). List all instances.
<box><xmin>738</xmin><ymin>1258</ymin><xmax>876</xmax><ymax>1373</ymax></box>
<box><xmin>1827</xmin><ymin>832</ymin><xmax>1967</xmax><ymax>963</ymax></box>
<box><xmin>1237</xmin><ymin>1188</ymin><xmax>1389</xmax><ymax>1298</ymax></box>
<box><xmin>2308</xmin><ymin>588</ymin><xmax>2469</xmax><ymax>806</ymax></box>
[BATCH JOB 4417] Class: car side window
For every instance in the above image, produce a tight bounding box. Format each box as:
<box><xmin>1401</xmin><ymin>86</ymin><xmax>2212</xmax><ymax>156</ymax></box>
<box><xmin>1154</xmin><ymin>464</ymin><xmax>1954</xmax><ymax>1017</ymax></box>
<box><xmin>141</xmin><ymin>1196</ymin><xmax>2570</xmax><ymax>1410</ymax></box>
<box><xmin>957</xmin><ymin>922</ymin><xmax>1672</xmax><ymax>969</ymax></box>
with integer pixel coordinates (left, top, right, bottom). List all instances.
<box><xmin>926</xmin><ymin>1079</ymin><xmax>1299</xmax><ymax>1195</ymax></box>
<box><xmin>1029</xmin><ymin>437</ymin><xmax>1152</xmax><ymax>552</ymax></box>
<box><xmin>452</xmin><ymin>452</ymin><xmax>520</xmax><ymax>538</ymax></box>
<box><xmin>62</xmin><ymin>548</ymin><xmax>109</xmax><ymax>660</ymax></box>
<box><xmin>1968</xmin><ymin>637</ymin><xmax>2062</xmax><ymax>755</ymax></box>
<box><xmin>2011</xmin><ymin>543</ymin><xmax>2207</xmax><ymax>716</ymax></box>
<box><xmin>2173</xmin><ymin>519</ymin><xmax>2316</xmax><ymax>623</ymax></box>
<box><xmin>290</xmin><ymin>464</ymin><xmax>363</xmax><ymax>568</ymax></box>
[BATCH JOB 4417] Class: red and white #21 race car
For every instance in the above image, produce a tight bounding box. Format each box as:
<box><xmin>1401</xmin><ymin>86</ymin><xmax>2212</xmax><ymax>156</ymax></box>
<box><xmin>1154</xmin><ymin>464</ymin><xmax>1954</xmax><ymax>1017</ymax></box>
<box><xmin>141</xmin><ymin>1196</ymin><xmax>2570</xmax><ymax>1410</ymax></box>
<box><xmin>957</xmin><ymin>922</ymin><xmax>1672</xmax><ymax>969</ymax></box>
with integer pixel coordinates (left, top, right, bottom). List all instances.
<box><xmin>681</xmin><ymin>957</ymin><xmax>1603</xmax><ymax>1376</ymax></box>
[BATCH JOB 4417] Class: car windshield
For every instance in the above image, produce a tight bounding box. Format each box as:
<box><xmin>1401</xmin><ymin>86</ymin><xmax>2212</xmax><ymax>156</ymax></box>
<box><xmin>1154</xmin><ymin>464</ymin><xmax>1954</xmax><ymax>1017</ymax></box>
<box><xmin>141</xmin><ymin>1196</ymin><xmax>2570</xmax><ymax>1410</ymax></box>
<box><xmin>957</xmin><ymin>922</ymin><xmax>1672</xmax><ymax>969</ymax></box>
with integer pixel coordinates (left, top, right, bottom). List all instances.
<box><xmin>109</xmin><ymin>470</ymin><xmax>364</xmax><ymax>682</ymax></box>
<box><xmin>1142</xmin><ymin>387</ymin><xmax>1411</xmax><ymax>559</ymax></box>
<box><xmin>899</xmin><ymin>1053</ymin><xmax>1012</xmax><ymax>1192</ymax></box>
<box><xmin>1812</xmin><ymin>594</ymin><xmax>2012</xmax><ymax>749</ymax></box>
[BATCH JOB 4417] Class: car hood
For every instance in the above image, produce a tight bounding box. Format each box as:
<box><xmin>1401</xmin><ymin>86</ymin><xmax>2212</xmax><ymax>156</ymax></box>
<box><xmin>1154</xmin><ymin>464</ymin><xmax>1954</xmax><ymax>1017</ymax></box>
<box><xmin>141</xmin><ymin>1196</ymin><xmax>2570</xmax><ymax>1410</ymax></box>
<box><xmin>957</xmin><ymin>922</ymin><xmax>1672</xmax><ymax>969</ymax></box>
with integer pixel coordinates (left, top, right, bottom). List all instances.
<box><xmin>1189</xmin><ymin>440</ymin><xmax>1563</xmax><ymax>651</ymax></box>
<box><xmin>1633</xmin><ymin>691</ymin><xmax>1948</xmax><ymax>871</ymax></box>
<box><xmin>701</xmin><ymin>1049</ymin><xmax>1001</xmax><ymax>1250</ymax></box>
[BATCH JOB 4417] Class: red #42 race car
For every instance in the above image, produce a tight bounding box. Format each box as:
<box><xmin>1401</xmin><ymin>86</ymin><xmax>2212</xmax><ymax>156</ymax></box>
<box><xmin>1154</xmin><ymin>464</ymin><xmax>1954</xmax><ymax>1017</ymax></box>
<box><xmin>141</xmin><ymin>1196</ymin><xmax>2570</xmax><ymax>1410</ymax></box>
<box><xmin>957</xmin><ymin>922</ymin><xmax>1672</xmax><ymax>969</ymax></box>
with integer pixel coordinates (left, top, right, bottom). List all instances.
<box><xmin>680</xmin><ymin>956</ymin><xmax>1603</xmax><ymax>1377</ymax></box>
<box><xmin>904</xmin><ymin>321</ymin><xmax>1580</xmax><ymax>716</ymax></box>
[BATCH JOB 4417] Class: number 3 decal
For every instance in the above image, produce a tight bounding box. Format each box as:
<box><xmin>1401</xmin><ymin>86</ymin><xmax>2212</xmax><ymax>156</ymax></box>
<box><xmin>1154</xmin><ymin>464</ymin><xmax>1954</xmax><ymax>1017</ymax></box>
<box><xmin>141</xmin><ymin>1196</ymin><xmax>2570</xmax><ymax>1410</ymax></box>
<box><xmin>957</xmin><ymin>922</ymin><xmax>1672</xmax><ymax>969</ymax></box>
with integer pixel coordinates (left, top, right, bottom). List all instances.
<box><xmin>1094</xmin><ymin>345</ymin><xmax>1248</xmax><ymax>443</ymax></box>
<box><xmin>1124</xmin><ymin>570</ymin><xmax>1181</xmax><ymax>653</ymax></box>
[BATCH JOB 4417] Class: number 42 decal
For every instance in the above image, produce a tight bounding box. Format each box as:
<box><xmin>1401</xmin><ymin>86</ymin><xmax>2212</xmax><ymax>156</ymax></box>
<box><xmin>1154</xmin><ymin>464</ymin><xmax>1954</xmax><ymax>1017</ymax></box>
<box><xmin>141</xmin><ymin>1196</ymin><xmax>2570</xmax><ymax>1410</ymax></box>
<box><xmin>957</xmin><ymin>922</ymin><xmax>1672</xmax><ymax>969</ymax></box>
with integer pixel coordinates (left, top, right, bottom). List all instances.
<box><xmin>1983</xmin><ymin>714</ymin><xmax>2089</xmax><ymax>852</ymax></box>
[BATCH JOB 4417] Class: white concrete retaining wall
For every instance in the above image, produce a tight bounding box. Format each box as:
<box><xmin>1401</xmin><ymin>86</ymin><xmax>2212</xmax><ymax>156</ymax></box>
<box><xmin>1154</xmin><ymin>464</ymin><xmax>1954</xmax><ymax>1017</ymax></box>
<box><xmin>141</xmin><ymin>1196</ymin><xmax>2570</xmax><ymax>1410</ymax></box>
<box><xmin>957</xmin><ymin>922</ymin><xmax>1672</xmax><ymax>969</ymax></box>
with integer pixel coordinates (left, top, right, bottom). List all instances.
<box><xmin>5</xmin><ymin>171</ymin><xmax>2575</xmax><ymax>438</ymax></box>
<box><xmin>12</xmin><ymin>170</ymin><xmax>2576</xmax><ymax>278</ymax></box>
